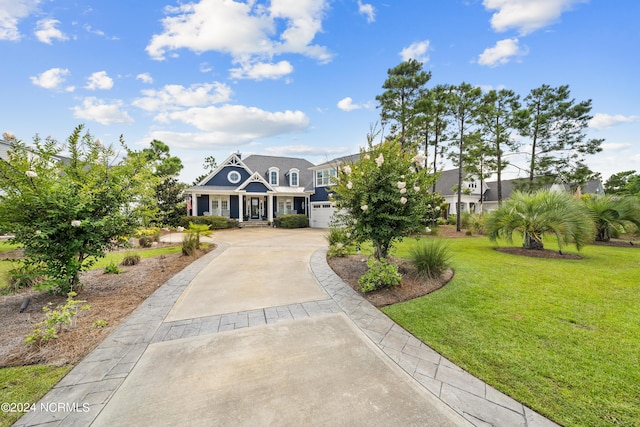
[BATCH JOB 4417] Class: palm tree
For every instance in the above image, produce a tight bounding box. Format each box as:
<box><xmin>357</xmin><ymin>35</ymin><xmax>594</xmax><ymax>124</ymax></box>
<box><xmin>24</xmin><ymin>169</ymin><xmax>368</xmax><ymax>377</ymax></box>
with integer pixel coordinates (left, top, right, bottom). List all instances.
<box><xmin>584</xmin><ymin>195</ymin><xmax>640</xmax><ymax>241</ymax></box>
<box><xmin>486</xmin><ymin>190</ymin><xmax>594</xmax><ymax>250</ymax></box>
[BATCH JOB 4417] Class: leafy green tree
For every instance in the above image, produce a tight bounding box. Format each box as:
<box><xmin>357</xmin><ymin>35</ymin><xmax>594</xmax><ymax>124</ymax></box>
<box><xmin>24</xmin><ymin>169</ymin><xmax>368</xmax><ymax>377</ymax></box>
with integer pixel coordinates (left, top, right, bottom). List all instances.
<box><xmin>583</xmin><ymin>195</ymin><xmax>640</xmax><ymax>241</ymax></box>
<box><xmin>516</xmin><ymin>84</ymin><xmax>603</xmax><ymax>190</ymax></box>
<box><xmin>477</xmin><ymin>89</ymin><xmax>521</xmax><ymax>204</ymax></box>
<box><xmin>604</xmin><ymin>170</ymin><xmax>638</xmax><ymax>195</ymax></box>
<box><xmin>156</xmin><ymin>177</ymin><xmax>187</xmax><ymax>226</ymax></box>
<box><xmin>448</xmin><ymin>82</ymin><xmax>482</xmax><ymax>231</ymax></box>
<box><xmin>486</xmin><ymin>189</ymin><xmax>594</xmax><ymax>250</ymax></box>
<box><xmin>142</xmin><ymin>139</ymin><xmax>185</xmax><ymax>226</ymax></box>
<box><xmin>331</xmin><ymin>138</ymin><xmax>438</xmax><ymax>259</ymax></box>
<box><xmin>0</xmin><ymin>126</ymin><xmax>156</xmax><ymax>295</ymax></box>
<box><xmin>375</xmin><ymin>59</ymin><xmax>431</xmax><ymax>149</ymax></box>
<box><xmin>142</xmin><ymin>139</ymin><xmax>183</xmax><ymax>177</ymax></box>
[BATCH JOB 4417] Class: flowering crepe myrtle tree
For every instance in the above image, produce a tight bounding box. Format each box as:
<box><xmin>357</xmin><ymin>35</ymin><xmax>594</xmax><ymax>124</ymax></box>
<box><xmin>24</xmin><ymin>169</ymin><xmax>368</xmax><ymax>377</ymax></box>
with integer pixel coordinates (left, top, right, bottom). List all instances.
<box><xmin>331</xmin><ymin>138</ymin><xmax>439</xmax><ymax>260</ymax></box>
<box><xmin>0</xmin><ymin>126</ymin><xmax>157</xmax><ymax>295</ymax></box>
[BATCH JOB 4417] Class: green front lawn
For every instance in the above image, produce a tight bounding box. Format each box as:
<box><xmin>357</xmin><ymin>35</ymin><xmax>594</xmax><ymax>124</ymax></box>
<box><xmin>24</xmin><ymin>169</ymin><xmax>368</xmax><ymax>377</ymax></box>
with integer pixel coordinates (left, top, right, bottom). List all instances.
<box><xmin>382</xmin><ymin>237</ymin><xmax>640</xmax><ymax>426</ymax></box>
<box><xmin>0</xmin><ymin>365</ymin><xmax>71</xmax><ymax>427</ymax></box>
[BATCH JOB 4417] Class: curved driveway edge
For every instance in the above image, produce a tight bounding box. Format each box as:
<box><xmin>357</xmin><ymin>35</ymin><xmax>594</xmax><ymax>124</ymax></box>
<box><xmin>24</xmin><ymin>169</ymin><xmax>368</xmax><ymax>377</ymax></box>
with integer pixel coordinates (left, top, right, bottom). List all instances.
<box><xmin>309</xmin><ymin>248</ymin><xmax>559</xmax><ymax>427</ymax></box>
<box><xmin>15</xmin><ymin>230</ymin><xmax>558</xmax><ymax>427</ymax></box>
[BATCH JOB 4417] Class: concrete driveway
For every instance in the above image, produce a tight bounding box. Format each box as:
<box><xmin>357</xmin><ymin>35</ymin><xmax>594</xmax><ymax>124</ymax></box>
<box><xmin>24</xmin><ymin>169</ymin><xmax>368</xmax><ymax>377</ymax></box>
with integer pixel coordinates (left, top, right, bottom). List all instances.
<box><xmin>18</xmin><ymin>227</ymin><xmax>555</xmax><ymax>426</ymax></box>
<box><xmin>94</xmin><ymin>228</ymin><xmax>465</xmax><ymax>426</ymax></box>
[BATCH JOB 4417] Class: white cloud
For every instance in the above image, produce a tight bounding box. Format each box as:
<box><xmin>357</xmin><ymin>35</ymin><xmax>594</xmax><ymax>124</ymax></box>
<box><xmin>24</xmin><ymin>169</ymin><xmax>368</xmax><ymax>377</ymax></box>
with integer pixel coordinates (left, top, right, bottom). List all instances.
<box><xmin>0</xmin><ymin>0</ymin><xmax>40</xmax><ymax>41</ymax></box>
<box><xmin>72</xmin><ymin>97</ymin><xmax>133</xmax><ymax>125</ymax></box>
<box><xmin>133</xmin><ymin>82</ymin><xmax>232</xmax><ymax>112</ymax></box>
<box><xmin>160</xmin><ymin>105</ymin><xmax>309</xmax><ymax>141</ymax></box>
<box><xmin>357</xmin><ymin>0</ymin><xmax>375</xmax><ymax>23</ymax></box>
<box><xmin>400</xmin><ymin>40</ymin><xmax>430</xmax><ymax>63</ymax></box>
<box><xmin>30</xmin><ymin>67</ymin><xmax>71</xmax><ymax>90</ymax></box>
<box><xmin>85</xmin><ymin>71</ymin><xmax>114</xmax><ymax>90</ymax></box>
<box><xmin>337</xmin><ymin>97</ymin><xmax>373</xmax><ymax>112</ymax></box>
<box><xmin>145</xmin><ymin>130</ymin><xmax>256</xmax><ymax>150</ymax></box>
<box><xmin>264</xmin><ymin>144</ymin><xmax>347</xmax><ymax>157</ymax></box>
<box><xmin>136</xmin><ymin>73</ymin><xmax>153</xmax><ymax>84</ymax></box>
<box><xmin>146</xmin><ymin>0</ymin><xmax>332</xmax><ymax>75</ymax></box>
<box><xmin>601</xmin><ymin>142</ymin><xmax>632</xmax><ymax>151</ymax></box>
<box><xmin>34</xmin><ymin>18</ymin><xmax>68</xmax><ymax>44</ymax></box>
<box><xmin>478</xmin><ymin>38</ymin><xmax>527</xmax><ymax>66</ymax></box>
<box><xmin>229</xmin><ymin>60</ymin><xmax>293</xmax><ymax>80</ymax></box>
<box><xmin>483</xmin><ymin>0</ymin><xmax>586</xmax><ymax>35</ymax></box>
<box><xmin>588</xmin><ymin>113</ymin><xmax>640</xmax><ymax>129</ymax></box>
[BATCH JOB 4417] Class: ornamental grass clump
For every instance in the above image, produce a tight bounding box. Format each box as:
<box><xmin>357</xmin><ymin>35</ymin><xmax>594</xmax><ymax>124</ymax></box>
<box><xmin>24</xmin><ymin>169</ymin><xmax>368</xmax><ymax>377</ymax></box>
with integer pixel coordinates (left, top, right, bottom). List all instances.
<box><xmin>408</xmin><ymin>239</ymin><xmax>452</xmax><ymax>279</ymax></box>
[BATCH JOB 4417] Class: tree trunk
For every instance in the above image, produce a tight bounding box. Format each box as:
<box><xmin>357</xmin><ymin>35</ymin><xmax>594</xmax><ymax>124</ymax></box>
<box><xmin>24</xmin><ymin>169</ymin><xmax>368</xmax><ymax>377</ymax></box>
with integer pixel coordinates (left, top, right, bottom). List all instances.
<box><xmin>596</xmin><ymin>226</ymin><xmax>610</xmax><ymax>242</ymax></box>
<box><xmin>523</xmin><ymin>232</ymin><xmax>544</xmax><ymax>250</ymax></box>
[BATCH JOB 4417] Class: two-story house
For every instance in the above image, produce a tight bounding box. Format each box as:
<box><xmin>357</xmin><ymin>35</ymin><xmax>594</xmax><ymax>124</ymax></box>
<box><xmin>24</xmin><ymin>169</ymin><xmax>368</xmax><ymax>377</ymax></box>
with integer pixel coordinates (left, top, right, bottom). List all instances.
<box><xmin>184</xmin><ymin>152</ymin><xmax>315</xmax><ymax>225</ymax></box>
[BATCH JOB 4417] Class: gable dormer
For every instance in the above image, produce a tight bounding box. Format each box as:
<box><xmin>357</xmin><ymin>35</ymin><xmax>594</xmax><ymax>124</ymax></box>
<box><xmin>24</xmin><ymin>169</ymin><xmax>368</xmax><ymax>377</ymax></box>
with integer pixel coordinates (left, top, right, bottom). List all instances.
<box><xmin>268</xmin><ymin>166</ymin><xmax>280</xmax><ymax>186</ymax></box>
<box><xmin>288</xmin><ymin>168</ymin><xmax>300</xmax><ymax>187</ymax></box>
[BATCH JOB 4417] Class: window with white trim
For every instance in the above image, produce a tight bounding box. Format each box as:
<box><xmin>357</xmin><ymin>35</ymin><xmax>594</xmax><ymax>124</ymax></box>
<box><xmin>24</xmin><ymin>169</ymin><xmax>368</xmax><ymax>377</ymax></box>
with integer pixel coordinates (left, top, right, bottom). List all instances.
<box><xmin>289</xmin><ymin>168</ymin><xmax>299</xmax><ymax>187</ymax></box>
<box><xmin>227</xmin><ymin>170</ymin><xmax>241</xmax><ymax>184</ymax></box>
<box><xmin>268</xmin><ymin>167</ymin><xmax>279</xmax><ymax>186</ymax></box>
<box><xmin>315</xmin><ymin>168</ymin><xmax>336</xmax><ymax>187</ymax></box>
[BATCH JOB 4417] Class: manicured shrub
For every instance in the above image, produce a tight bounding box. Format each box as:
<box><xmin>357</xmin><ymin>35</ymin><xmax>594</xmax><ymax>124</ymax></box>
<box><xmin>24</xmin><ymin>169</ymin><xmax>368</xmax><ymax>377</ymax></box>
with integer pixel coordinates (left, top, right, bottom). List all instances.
<box><xmin>120</xmin><ymin>253</ymin><xmax>141</xmax><ymax>266</ymax></box>
<box><xmin>274</xmin><ymin>214</ymin><xmax>309</xmax><ymax>228</ymax></box>
<box><xmin>179</xmin><ymin>216</ymin><xmax>237</xmax><ymax>229</ymax></box>
<box><xmin>409</xmin><ymin>239</ymin><xmax>452</xmax><ymax>279</ymax></box>
<box><xmin>358</xmin><ymin>257</ymin><xmax>401</xmax><ymax>293</ymax></box>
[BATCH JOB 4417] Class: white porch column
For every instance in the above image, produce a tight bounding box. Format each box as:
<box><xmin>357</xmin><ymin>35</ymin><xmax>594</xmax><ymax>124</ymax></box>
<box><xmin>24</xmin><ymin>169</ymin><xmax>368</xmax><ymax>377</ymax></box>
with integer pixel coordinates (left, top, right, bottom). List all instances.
<box><xmin>238</xmin><ymin>193</ymin><xmax>243</xmax><ymax>223</ymax></box>
<box><xmin>267</xmin><ymin>194</ymin><xmax>273</xmax><ymax>223</ymax></box>
<box><xmin>192</xmin><ymin>194</ymin><xmax>198</xmax><ymax>216</ymax></box>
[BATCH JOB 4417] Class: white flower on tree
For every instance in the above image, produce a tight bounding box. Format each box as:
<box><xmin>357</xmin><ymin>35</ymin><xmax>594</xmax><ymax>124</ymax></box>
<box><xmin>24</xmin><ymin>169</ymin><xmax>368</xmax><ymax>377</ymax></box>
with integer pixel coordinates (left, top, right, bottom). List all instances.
<box><xmin>25</xmin><ymin>170</ymin><xmax>37</xmax><ymax>178</ymax></box>
<box><xmin>397</xmin><ymin>181</ymin><xmax>406</xmax><ymax>189</ymax></box>
<box><xmin>375</xmin><ymin>154</ymin><xmax>384</xmax><ymax>167</ymax></box>
<box><xmin>71</xmin><ymin>220</ymin><xmax>81</xmax><ymax>227</ymax></box>
<box><xmin>361</xmin><ymin>205</ymin><xmax>368</xmax><ymax>211</ymax></box>
<box><xmin>400</xmin><ymin>197</ymin><xmax>408</xmax><ymax>205</ymax></box>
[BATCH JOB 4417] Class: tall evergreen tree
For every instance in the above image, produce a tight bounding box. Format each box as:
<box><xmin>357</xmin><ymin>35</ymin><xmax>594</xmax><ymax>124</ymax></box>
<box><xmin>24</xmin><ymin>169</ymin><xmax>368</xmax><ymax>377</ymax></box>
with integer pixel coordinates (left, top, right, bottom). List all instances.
<box><xmin>448</xmin><ymin>83</ymin><xmax>482</xmax><ymax>231</ymax></box>
<box><xmin>477</xmin><ymin>89</ymin><xmax>521</xmax><ymax>204</ymax></box>
<box><xmin>375</xmin><ymin>59</ymin><xmax>431</xmax><ymax>150</ymax></box>
<box><xmin>516</xmin><ymin>84</ymin><xmax>603</xmax><ymax>190</ymax></box>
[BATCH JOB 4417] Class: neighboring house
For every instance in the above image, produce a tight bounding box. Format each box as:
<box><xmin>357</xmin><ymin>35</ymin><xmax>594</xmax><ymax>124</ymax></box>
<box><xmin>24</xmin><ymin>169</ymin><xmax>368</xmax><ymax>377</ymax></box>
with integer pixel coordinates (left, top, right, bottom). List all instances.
<box><xmin>184</xmin><ymin>152</ymin><xmax>315</xmax><ymax>225</ymax></box>
<box><xmin>436</xmin><ymin>168</ymin><xmax>605</xmax><ymax>217</ymax></box>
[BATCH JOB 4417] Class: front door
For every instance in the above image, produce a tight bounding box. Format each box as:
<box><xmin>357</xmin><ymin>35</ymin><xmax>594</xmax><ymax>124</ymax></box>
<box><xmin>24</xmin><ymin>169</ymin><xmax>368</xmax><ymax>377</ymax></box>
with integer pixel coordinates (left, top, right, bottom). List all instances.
<box><xmin>250</xmin><ymin>197</ymin><xmax>260</xmax><ymax>219</ymax></box>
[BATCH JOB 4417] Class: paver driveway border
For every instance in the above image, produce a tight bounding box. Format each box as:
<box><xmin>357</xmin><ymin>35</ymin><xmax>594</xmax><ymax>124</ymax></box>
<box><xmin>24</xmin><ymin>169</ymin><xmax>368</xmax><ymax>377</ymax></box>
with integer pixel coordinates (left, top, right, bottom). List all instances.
<box><xmin>14</xmin><ymin>229</ymin><xmax>558</xmax><ymax>427</ymax></box>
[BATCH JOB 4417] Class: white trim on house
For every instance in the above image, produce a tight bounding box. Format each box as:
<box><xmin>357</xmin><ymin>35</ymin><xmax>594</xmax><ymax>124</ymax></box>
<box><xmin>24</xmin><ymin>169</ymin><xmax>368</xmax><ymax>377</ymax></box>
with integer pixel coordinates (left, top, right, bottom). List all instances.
<box><xmin>196</xmin><ymin>153</ymin><xmax>252</xmax><ymax>186</ymax></box>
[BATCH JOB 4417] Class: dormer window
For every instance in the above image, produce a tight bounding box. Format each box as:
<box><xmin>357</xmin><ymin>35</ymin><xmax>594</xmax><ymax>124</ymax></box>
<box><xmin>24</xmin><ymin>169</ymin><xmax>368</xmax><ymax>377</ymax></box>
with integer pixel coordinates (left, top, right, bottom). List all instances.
<box><xmin>289</xmin><ymin>168</ymin><xmax>299</xmax><ymax>187</ymax></box>
<box><xmin>268</xmin><ymin>167</ymin><xmax>279</xmax><ymax>186</ymax></box>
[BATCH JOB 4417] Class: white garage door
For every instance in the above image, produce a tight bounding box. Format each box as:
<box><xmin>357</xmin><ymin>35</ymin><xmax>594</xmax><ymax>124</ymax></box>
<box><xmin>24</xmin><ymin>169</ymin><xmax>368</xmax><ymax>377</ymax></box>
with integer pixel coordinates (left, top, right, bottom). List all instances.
<box><xmin>310</xmin><ymin>202</ymin><xmax>336</xmax><ymax>228</ymax></box>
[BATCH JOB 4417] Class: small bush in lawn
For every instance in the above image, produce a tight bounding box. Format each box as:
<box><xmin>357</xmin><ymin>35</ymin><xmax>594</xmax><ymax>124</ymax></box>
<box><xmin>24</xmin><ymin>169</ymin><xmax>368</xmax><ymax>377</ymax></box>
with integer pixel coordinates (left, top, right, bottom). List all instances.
<box><xmin>358</xmin><ymin>257</ymin><xmax>401</xmax><ymax>293</ymax></box>
<box><xmin>121</xmin><ymin>253</ymin><xmax>141</xmax><ymax>266</ymax></box>
<box><xmin>409</xmin><ymin>239</ymin><xmax>452</xmax><ymax>279</ymax></box>
<box><xmin>104</xmin><ymin>261</ymin><xmax>121</xmax><ymax>274</ymax></box>
<box><xmin>138</xmin><ymin>236</ymin><xmax>153</xmax><ymax>248</ymax></box>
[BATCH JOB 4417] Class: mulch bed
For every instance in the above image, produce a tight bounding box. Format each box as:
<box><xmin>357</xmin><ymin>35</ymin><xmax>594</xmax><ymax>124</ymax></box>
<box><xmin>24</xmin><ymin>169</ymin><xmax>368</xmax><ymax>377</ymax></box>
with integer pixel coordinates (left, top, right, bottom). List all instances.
<box><xmin>327</xmin><ymin>255</ymin><xmax>453</xmax><ymax>308</ymax></box>
<box><xmin>0</xmin><ymin>246</ymin><xmax>213</xmax><ymax>368</ymax></box>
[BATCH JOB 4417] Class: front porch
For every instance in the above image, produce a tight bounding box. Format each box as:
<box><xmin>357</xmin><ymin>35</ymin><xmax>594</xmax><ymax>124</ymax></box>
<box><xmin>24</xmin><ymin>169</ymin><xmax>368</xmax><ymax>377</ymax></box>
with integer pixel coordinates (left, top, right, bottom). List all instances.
<box><xmin>187</xmin><ymin>192</ymin><xmax>309</xmax><ymax>224</ymax></box>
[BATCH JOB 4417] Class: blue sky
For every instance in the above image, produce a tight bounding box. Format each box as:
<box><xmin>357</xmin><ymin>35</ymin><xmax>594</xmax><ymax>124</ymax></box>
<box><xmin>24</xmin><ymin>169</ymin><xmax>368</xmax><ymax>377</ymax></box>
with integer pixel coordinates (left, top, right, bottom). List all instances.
<box><xmin>2</xmin><ymin>0</ymin><xmax>638</xmax><ymax>184</ymax></box>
